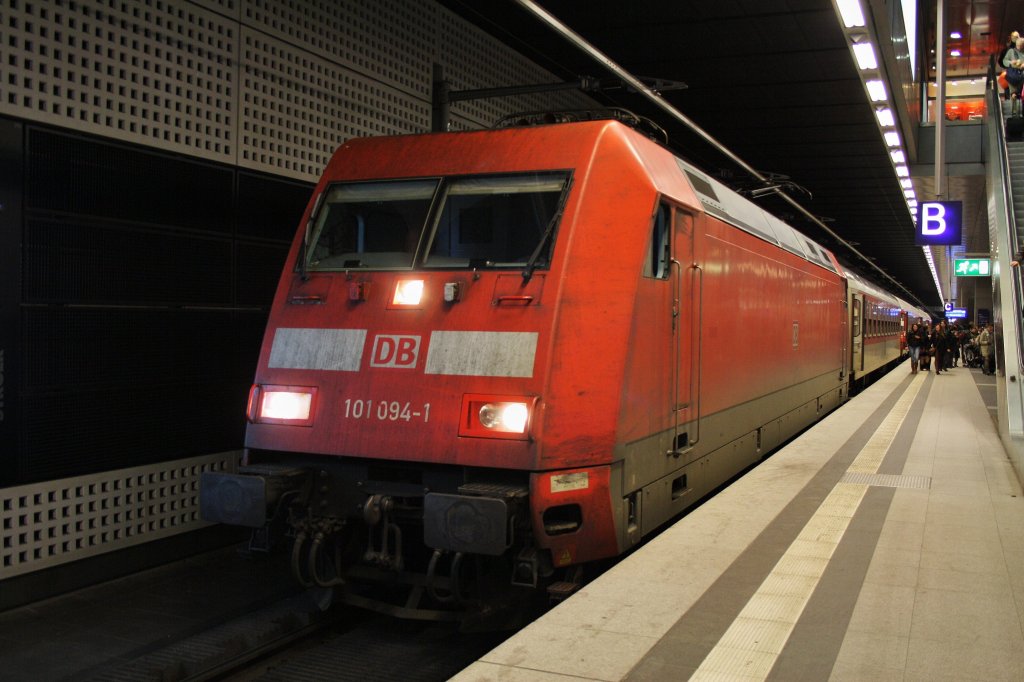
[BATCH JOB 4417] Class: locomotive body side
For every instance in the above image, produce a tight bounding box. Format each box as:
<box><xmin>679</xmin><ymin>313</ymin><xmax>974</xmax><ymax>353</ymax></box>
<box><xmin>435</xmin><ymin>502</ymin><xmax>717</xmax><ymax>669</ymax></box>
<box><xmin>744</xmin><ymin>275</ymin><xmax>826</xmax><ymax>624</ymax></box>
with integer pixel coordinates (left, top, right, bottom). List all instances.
<box><xmin>606</xmin><ymin>150</ymin><xmax>848</xmax><ymax>553</ymax></box>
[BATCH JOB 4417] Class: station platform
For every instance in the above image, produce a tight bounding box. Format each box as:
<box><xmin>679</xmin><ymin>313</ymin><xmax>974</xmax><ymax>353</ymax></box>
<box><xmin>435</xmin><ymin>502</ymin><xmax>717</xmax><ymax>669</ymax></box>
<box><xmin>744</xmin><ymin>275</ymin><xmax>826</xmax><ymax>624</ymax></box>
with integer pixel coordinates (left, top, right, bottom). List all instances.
<box><xmin>454</xmin><ymin>362</ymin><xmax>1024</xmax><ymax>681</ymax></box>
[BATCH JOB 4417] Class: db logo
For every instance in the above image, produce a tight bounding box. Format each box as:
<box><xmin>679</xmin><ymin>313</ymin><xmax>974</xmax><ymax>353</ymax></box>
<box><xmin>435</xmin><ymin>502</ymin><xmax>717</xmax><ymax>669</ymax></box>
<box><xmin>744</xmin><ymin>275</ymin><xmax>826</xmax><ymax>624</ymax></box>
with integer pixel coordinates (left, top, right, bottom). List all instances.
<box><xmin>370</xmin><ymin>335</ymin><xmax>421</xmax><ymax>368</ymax></box>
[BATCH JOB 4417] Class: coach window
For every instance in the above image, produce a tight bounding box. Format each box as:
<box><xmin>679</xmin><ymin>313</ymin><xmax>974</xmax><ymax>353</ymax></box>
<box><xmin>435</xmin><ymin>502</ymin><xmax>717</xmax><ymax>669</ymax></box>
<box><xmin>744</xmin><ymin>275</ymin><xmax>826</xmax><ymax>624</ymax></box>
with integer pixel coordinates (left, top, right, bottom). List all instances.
<box><xmin>644</xmin><ymin>202</ymin><xmax>671</xmax><ymax>279</ymax></box>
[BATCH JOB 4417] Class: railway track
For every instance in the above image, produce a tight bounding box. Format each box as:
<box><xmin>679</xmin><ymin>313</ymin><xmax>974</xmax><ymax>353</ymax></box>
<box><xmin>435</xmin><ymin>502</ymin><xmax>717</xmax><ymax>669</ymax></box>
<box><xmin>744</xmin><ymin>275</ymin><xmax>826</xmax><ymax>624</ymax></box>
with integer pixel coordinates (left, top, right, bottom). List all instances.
<box><xmin>77</xmin><ymin>588</ymin><xmax>509</xmax><ymax>682</ymax></box>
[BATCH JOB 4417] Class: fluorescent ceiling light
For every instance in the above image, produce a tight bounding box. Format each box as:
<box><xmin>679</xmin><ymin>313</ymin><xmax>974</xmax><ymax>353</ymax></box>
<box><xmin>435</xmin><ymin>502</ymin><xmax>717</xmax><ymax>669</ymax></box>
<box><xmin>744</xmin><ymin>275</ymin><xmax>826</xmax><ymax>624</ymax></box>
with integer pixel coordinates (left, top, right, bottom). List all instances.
<box><xmin>895</xmin><ymin>164</ymin><xmax>909</xmax><ymax>177</ymax></box>
<box><xmin>901</xmin><ymin>178</ymin><xmax>913</xmax><ymax>188</ymax></box>
<box><xmin>950</xmin><ymin>49</ymin><xmax>961</xmax><ymax>57</ymax></box>
<box><xmin>866</xmin><ymin>80</ymin><xmax>887</xmax><ymax>101</ymax></box>
<box><xmin>853</xmin><ymin>43</ymin><xmax>878</xmax><ymax>70</ymax></box>
<box><xmin>950</xmin><ymin>31</ymin><xmax>962</xmax><ymax>39</ymax></box>
<box><xmin>875</xmin><ymin>108</ymin><xmax>896</xmax><ymax>127</ymax></box>
<box><xmin>904</xmin><ymin>189</ymin><xmax>916</xmax><ymax>199</ymax></box>
<box><xmin>891</xmin><ymin>150</ymin><xmax>906</xmax><ymax>163</ymax></box>
<box><xmin>837</xmin><ymin>0</ymin><xmax>866</xmax><ymax>27</ymax></box>
<box><xmin>884</xmin><ymin>132</ymin><xmax>901</xmax><ymax>146</ymax></box>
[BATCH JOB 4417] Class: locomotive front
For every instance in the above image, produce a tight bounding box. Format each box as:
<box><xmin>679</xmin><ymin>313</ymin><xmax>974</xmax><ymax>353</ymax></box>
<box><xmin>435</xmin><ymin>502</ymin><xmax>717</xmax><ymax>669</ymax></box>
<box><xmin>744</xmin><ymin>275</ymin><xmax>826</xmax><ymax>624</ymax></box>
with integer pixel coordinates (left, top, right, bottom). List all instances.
<box><xmin>200</xmin><ymin>124</ymin><xmax>647</xmax><ymax>619</ymax></box>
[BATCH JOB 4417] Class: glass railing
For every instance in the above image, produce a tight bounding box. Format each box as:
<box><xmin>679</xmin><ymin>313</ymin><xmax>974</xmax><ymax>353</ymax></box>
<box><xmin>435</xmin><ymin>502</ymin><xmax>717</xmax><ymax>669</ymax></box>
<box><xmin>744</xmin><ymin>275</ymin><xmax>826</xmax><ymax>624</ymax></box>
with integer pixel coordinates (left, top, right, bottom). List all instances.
<box><xmin>988</xmin><ymin>63</ymin><xmax>1023</xmax><ymax>374</ymax></box>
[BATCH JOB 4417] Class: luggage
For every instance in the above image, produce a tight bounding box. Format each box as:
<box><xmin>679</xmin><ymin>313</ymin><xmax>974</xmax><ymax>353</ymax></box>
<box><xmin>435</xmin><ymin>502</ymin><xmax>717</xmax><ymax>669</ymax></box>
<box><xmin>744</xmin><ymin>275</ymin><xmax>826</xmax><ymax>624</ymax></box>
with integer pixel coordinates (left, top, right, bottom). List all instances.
<box><xmin>1009</xmin><ymin>93</ymin><xmax>1024</xmax><ymax>140</ymax></box>
<box><xmin>1009</xmin><ymin>115</ymin><xmax>1024</xmax><ymax>140</ymax></box>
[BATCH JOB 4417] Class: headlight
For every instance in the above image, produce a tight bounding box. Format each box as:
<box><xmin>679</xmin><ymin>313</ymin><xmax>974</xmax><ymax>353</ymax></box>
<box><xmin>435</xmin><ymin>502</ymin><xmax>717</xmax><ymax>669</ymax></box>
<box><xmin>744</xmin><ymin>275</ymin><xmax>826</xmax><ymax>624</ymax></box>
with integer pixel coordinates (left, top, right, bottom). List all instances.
<box><xmin>460</xmin><ymin>395</ymin><xmax>536</xmax><ymax>440</ymax></box>
<box><xmin>247</xmin><ymin>384</ymin><xmax>317</xmax><ymax>426</ymax></box>
<box><xmin>262</xmin><ymin>391</ymin><xmax>312</xmax><ymax>420</ymax></box>
<box><xmin>392</xmin><ymin>279</ymin><xmax>424</xmax><ymax>306</ymax></box>
<box><xmin>478</xmin><ymin>402</ymin><xmax>529</xmax><ymax>432</ymax></box>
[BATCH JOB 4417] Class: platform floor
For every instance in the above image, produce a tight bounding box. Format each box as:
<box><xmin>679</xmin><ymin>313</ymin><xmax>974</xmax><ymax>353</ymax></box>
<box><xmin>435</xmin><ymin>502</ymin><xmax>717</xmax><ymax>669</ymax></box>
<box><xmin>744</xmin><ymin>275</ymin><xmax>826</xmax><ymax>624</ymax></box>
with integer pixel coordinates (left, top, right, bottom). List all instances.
<box><xmin>454</xmin><ymin>362</ymin><xmax>1024</xmax><ymax>681</ymax></box>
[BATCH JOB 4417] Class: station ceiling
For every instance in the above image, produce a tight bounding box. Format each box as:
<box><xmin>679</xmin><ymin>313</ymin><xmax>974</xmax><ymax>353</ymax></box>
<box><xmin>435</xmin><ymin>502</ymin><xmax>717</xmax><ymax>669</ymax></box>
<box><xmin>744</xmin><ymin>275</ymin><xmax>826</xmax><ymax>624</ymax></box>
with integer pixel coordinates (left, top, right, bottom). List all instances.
<box><xmin>441</xmin><ymin>0</ymin><xmax>1024</xmax><ymax>310</ymax></box>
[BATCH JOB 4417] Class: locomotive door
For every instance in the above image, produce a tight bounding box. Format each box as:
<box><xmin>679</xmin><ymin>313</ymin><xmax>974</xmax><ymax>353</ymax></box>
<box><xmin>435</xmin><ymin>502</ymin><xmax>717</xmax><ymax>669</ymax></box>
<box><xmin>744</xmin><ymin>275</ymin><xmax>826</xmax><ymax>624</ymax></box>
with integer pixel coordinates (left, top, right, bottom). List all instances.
<box><xmin>670</xmin><ymin>207</ymin><xmax>698</xmax><ymax>453</ymax></box>
<box><xmin>851</xmin><ymin>293</ymin><xmax>865</xmax><ymax>375</ymax></box>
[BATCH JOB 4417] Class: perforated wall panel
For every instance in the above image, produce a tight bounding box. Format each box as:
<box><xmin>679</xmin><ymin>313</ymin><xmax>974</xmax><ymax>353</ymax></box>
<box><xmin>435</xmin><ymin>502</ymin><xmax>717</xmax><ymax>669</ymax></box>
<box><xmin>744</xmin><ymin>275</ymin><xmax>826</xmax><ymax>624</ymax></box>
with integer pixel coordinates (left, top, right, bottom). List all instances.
<box><xmin>0</xmin><ymin>0</ymin><xmax>238</xmax><ymax>163</ymax></box>
<box><xmin>1</xmin><ymin>0</ymin><xmax>597</xmax><ymax>181</ymax></box>
<box><xmin>1</xmin><ymin>452</ymin><xmax>240</xmax><ymax>579</ymax></box>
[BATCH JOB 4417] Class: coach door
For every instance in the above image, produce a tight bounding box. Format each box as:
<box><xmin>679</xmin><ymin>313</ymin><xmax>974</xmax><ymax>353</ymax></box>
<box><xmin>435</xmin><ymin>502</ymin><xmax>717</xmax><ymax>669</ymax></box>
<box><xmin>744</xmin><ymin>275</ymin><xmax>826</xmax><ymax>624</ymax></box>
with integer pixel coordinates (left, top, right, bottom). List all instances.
<box><xmin>671</xmin><ymin>208</ymin><xmax>699</xmax><ymax>454</ymax></box>
<box><xmin>851</xmin><ymin>293</ymin><xmax>865</xmax><ymax>374</ymax></box>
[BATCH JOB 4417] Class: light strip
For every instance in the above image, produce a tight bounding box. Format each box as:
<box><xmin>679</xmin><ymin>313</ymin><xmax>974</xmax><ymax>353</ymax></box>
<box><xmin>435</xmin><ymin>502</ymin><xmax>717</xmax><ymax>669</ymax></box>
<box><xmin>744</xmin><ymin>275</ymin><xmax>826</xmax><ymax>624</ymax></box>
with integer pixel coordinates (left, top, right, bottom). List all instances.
<box><xmin>837</xmin><ymin>0</ymin><xmax>866</xmax><ymax>28</ymax></box>
<box><xmin>834</xmin><ymin>0</ymin><xmax>943</xmax><ymax>305</ymax></box>
<box><xmin>853</xmin><ymin>42</ymin><xmax>878</xmax><ymax>69</ymax></box>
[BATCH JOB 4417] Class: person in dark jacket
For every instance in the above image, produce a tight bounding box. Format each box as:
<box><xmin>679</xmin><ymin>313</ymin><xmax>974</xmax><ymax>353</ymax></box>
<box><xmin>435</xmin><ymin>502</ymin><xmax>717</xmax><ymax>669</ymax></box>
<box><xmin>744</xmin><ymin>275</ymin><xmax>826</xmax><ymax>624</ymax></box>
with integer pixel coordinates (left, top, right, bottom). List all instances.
<box><xmin>933</xmin><ymin>322</ymin><xmax>947</xmax><ymax>374</ymax></box>
<box><xmin>948</xmin><ymin>324</ymin><xmax>961</xmax><ymax>368</ymax></box>
<box><xmin>907</xmin><ymin>322</ymin><xmax>924</xmax><ymax>374</ymax></box>
<box><xmin>919</xmin><ymin>324</ymin><xmax>933</xmax><ymax>370</ymax></box>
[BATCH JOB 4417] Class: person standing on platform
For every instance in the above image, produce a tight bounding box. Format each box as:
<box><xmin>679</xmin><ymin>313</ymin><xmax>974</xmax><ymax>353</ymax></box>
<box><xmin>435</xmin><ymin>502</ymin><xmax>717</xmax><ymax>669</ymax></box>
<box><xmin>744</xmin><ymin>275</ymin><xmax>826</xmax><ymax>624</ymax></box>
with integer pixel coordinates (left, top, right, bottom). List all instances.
<box><xmin>907</xmin><ymin>322</ymin><xmax>924</xmax><ymax>374</ymax></box>
<box><xmin>933</xmin><ymin>322</ymin><xmax>948</xmax><ymax>374</ymax></box>
<box><xmin>979</xmin><ymin>324</ymin><xmax>994</xmax><ymax>375</ymax></box>
<box><xmin>919</xmin><ymin>323</ymin><xmax>933</xmax><ymax>371</ymax></box>
<box><xmin>949</xmin><ymin>323</ymin><xmax>962</xmax><ymax>367</ymax></box>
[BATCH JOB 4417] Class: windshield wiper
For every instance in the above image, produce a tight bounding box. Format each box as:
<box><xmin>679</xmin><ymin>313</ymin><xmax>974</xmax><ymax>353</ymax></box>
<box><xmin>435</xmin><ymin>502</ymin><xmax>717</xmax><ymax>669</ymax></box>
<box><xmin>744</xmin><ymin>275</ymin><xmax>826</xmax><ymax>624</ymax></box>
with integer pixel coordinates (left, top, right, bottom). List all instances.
<box><xmin>299</xmin><ymin>190</ymin><xmax>325</xmax><ymax>281</ymax></box>
<box><xmin>522</xmin><ymin>176</ymin><xmax>573</xmax><ymax>282</ymax></box>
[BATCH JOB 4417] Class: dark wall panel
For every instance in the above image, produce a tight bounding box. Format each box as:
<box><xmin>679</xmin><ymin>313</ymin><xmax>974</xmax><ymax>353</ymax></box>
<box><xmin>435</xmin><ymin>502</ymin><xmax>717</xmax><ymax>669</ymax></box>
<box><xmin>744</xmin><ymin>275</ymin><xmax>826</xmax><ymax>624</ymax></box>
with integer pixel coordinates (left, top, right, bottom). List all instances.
<box><xmin>18</xmin><ymin>309</ymin><xmax>266</xmax><ymax>481</ymax></box>
<box><xmin>0</xmin><ymin>120</ymin><xmax>23</xmax><ymax>485</ymax></box>
<box><xmin>24</xmin><ymin>218</ymin><xmax>234</xmax><ymax>306</ymax></box>
<box><xmin>238</xmin><ymin>172</ymin><xmax>314</xmax><ymax>240</ymax></box>
<box><xmin>9</xmin><ymin>122</ymin><xmax>313</xmax><ymax>485</ymax></box>
<box><xmin>26</xmin><ymin>130</ymin><xmax>234</xmax><ymax>232</ymax></box>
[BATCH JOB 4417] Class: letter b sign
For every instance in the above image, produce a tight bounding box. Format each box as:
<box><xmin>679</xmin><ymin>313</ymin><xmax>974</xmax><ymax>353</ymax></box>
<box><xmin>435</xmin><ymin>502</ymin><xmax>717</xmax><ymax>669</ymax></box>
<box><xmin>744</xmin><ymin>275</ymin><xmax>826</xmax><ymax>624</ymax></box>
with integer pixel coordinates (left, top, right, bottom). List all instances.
<box><xmin>915</xmin><ymin>201</ymin><xmax>962</xmax><ymax>246</ymax></box>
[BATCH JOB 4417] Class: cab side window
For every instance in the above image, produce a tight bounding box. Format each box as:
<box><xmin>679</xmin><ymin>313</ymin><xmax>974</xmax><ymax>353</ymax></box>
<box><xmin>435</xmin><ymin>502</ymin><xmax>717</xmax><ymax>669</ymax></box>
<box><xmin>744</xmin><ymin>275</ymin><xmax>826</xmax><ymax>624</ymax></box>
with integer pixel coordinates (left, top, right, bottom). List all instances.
<box><xmin>645</xmin><ymin>202</ymin><xmax>671</xmax><ymax>279</ymax></box>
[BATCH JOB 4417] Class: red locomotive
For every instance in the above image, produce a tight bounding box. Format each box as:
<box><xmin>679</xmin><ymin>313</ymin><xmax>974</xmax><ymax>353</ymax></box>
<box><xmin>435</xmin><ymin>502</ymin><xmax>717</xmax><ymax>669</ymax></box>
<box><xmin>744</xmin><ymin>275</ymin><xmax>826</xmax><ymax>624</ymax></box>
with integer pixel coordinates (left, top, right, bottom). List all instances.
<box><xmin>201</xmin><ymin>114</ymin><xmax>925</xmax><ymax>620</ymax></box>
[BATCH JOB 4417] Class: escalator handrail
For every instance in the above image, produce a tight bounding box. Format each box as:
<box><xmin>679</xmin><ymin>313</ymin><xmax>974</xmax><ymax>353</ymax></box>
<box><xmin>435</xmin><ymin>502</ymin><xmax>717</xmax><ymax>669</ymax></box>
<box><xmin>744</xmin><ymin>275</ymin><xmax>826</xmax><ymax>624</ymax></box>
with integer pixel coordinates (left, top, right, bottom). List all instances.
<box><xmin>986</xmin><ymin>56</ymin><xmax>1024</xmax><ymax>372</ymax></box>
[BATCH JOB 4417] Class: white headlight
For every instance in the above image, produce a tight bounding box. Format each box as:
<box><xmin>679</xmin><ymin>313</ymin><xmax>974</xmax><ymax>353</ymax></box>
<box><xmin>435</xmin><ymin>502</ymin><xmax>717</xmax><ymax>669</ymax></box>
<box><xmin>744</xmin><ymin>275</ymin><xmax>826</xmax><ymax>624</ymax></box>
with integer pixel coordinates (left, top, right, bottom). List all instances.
<box><xmin>261</xmin><ymin>391</ymin><xmax>312</xmax><ymax>421</ymax></box>
<box><xmin>500</xmin><ymin>403</ymin><xmax>529</xmax><ymax>432</ymax></box>
<box><xmin>393</xmin><ymin>279</ymin><xmax>424</xmax><ymax>305</ymax></box>
<box><xmin>478</xmin><ymin>402</ymin><xmax>529</xmax><ymax>433</ymax></box>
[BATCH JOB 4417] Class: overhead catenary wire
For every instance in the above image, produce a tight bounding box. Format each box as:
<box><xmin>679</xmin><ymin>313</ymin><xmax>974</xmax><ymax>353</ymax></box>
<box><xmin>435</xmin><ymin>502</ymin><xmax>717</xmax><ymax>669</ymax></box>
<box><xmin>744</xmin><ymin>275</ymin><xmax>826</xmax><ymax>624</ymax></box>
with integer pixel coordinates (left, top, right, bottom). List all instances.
<box><xmin>512</xmin><ymin>0</ymin><xmax>925</xmax><ymax>309</ymax></box>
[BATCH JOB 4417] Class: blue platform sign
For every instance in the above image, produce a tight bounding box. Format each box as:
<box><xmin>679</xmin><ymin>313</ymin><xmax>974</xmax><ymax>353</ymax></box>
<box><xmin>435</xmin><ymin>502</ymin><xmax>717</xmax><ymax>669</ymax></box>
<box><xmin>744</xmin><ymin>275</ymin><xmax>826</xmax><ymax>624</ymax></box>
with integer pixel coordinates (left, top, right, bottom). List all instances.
<box><xmin>915</xmin><ymin>201</ymin><xmax>963</xmax><ymax>246</ymax></box>
<box><xmin>946</xmin><ymin>308</ymin><xmax>968</xmax><ymax>319</ymax></box>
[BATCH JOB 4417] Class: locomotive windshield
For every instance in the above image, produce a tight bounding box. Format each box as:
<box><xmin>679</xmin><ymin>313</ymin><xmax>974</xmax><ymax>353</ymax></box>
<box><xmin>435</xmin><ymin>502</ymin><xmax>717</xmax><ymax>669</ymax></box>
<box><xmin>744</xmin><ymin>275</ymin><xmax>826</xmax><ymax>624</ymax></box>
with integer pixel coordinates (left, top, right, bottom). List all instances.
<box><xmin>303</xmin><ymin>172</ymin><xmax>570</xmax><ymax>272</ymax></box>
